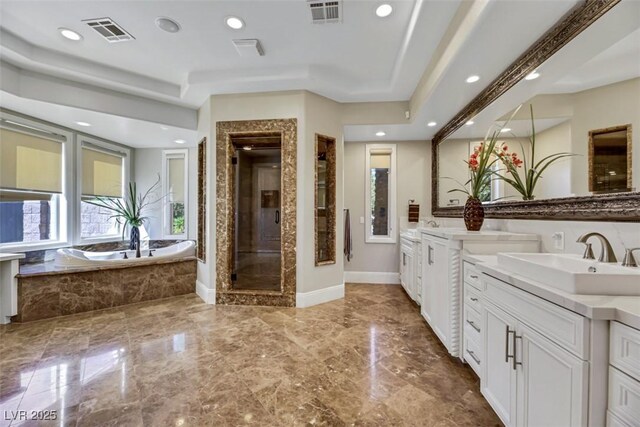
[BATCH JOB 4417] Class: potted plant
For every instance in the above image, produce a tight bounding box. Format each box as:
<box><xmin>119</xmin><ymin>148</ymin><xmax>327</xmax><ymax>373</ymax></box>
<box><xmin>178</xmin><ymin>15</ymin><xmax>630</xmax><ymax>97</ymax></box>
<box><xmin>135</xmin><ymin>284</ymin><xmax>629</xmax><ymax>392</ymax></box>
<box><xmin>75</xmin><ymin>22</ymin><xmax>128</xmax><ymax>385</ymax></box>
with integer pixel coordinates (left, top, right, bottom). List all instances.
<box><xmin>447</xmin><ymin>127</ymin><xmax>504</xmax><ymax>231</ymax></box>
<box><xmin>495</xmin><ymin>105</ymin><xmax>575</xmax><ymax>200</ymax></box>
<box><xmin>84</xmin><ymin>178</ymin><xmax>161</xmax><ymax>257</ymax></box>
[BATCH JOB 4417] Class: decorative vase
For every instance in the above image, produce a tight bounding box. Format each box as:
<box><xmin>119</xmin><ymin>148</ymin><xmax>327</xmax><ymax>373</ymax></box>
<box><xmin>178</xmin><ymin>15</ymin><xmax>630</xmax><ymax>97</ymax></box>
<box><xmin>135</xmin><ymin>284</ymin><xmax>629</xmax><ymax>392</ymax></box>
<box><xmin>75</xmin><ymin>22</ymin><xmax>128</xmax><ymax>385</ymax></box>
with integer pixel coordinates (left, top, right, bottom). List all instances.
<box><xmin>129</xmin><ymin>225</ymin><xmax>140</xmax><ymax>250</ymax></box>
<box><xmin>464</xmin><ymin>197</ymin><xmax>484</xmax><ymax>231</ymax></box>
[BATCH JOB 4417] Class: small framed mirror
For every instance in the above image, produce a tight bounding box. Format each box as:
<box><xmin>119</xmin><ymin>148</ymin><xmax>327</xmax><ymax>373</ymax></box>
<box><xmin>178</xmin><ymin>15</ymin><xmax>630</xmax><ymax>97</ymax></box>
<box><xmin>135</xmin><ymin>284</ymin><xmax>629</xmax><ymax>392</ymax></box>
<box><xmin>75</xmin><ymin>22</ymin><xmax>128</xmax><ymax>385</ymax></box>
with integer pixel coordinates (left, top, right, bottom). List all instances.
<box><xmin>315</xmin><ymin>134</ymin><xmax>336</xmax><ymax>266</ymax></box>
<box><xmin>589</xmin><ymin>125</ymin><xmax>632</xmax><ymax>193</ymax></box>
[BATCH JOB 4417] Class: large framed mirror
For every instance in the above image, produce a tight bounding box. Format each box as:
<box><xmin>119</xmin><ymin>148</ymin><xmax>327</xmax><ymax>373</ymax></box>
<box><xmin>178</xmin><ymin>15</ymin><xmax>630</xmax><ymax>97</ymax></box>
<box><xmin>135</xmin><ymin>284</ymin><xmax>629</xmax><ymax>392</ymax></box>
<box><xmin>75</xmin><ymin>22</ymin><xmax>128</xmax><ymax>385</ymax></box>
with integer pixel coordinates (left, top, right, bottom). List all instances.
<box><xmin>432</xmin><ymin>0</ymin><xmax>640</xmax><ymax>221</ymax></box>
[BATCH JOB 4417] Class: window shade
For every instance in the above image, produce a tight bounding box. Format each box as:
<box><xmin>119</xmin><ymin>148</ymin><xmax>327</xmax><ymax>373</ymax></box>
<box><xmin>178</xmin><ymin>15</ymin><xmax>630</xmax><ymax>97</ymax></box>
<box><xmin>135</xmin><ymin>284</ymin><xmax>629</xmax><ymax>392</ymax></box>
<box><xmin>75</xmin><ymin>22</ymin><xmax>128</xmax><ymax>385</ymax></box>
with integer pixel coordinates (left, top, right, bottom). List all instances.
<box><xmin>82</xmin><ymin>146</ymin><xmax>123</xmax><ymax>198</ymax></box>
<box><xmin>168</xmin><ymin>157</ymin><xmax>185</xmax><ymax>203</ymax></box>
<box><xmin>0</xmin><ymin>128</ymin><xmax>63</xmax><ymax>194</ymax></box>
<box><xmin>370</xmin><ymin>153</ymin><xmax>391</xmax><ymax>169</ymax></box>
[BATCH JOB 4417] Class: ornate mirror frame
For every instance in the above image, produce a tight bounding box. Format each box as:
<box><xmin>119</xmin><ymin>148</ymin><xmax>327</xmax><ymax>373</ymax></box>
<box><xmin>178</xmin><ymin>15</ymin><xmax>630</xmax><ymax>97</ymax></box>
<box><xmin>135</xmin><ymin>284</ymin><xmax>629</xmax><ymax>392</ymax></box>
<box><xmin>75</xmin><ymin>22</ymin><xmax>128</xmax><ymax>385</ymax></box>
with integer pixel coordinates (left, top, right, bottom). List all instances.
<box><xmin>431</xmin><ymin>0</ymin><xmax>640</xmax><ymax>222</ymax></box>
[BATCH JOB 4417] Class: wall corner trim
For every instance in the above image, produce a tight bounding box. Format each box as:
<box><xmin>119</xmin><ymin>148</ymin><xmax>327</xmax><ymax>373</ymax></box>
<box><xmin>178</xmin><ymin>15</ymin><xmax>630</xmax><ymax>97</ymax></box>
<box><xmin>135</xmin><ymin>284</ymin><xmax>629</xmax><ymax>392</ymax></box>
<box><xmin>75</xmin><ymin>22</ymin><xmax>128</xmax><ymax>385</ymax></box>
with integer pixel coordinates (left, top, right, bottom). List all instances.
<box><xmin>296</xmin><ymin>283</ymin><xmax>344</xmax><ymax>308</ymax></box>
<box><xmin>196</xmin><ymin>280</ymin><xmax>216</xmax><ymax>304</ymax></box>
<box><xmin>344</xmin><ymin>271</ymin><xmax>400</xmax><ymax>285</ymax></box>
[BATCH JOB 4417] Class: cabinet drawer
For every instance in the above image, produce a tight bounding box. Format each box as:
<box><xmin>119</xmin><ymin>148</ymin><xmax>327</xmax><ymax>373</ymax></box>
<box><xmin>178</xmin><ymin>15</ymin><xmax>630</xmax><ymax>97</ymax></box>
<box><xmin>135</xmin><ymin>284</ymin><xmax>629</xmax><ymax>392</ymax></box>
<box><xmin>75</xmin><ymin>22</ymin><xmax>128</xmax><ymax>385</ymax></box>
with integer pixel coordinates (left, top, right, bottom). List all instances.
<box><xmin>464</xmin><ymin>305</ymin><xmax>482</xmax><ymax>342</ymax></box>
<box><xmin>483</xmin><ymin>274</ymin><xmax>589</xmax><ymax>359</ymax></box>
<box><xmin>463</xmin><ymin>262</ymin><xmax>482</xmax><ymax>290</ymax></box>
<box><xmin>609</xmin><ymin>367</ymin><xmax>640</xmax><ymax>427</ymax></box>
<box><xmin>608</xmin><ymin>410</ymin><xmax>632</xmax><ymax>427</ymax></box>
<box><xmin>611</xmin><ymin>322</ymin><xmax>640</xmax><ymax>382</ymax></box>
<box><xmin>464</xmin><ymin>334</ymin><xmax>481</xmax><ymax>376</ymax></box>
<box><xmin>464</xmin><ymin>284</ymin><xmax>482</xmax><ymax>313</ymax></box>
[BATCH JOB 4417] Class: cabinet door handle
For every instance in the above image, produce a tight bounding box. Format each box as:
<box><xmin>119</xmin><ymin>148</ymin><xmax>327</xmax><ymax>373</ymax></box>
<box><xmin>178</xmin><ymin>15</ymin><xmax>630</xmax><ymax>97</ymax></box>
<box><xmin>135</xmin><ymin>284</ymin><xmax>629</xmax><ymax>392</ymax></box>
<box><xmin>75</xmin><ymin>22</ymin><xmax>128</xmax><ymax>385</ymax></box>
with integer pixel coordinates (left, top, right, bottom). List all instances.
<box><xmin>505</xmin><ymin>326</ymin><xmax>515</xmax><ymax>363</ymax></box>
<box><xmin>513</xmin><ymin>333</ymin><xmax>523</xmax><ymax>370</ymax></box>
<box><xmin>467</xmin><ymin>320</ymin><xmax>480</xmax><ymax>333</ymax></box>
<box><xmin>470</xmin><ymin>274</ymin><xmax>479</xmax><ymax>279</ymax></box>
<box><xmin>467</xmin><ymin>350</ymin><xmax>480</xmax><ymax>365</ymax></box>
<box><xmin>470</xmin><ymin>297</ymin><xmax>478</xmax><ymax>302</ymax></box>
<box><xmin>428</xmin><ymin>245</ymin><xmax>433</xmax><ymax>265</ymax></box>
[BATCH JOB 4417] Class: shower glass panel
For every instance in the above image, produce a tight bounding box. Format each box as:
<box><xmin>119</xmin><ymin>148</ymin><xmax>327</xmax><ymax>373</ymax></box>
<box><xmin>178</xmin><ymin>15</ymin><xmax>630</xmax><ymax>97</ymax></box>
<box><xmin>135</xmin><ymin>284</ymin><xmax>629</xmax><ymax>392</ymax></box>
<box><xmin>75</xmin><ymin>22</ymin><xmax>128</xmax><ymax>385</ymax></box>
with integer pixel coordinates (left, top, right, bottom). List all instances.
<box><xmin>231</xmin><ymin>136</ymin><xmax>282</xmax><ymax>291</ymax></box>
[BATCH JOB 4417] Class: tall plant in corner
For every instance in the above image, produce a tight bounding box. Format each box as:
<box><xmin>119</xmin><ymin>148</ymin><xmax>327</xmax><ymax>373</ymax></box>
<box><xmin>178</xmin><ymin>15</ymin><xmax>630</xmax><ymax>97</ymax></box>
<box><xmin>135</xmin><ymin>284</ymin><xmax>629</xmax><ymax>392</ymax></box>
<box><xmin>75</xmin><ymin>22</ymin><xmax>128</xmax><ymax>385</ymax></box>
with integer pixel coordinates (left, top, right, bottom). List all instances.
<box><xmin>84</xmin><ymin>177</ymin><xmax>161</xmax><ymax>252</ymax></box>
<box><xmin>497</xmin><ymin>105</ymin><xmax>575</xmax><ymax>200</ymax></box>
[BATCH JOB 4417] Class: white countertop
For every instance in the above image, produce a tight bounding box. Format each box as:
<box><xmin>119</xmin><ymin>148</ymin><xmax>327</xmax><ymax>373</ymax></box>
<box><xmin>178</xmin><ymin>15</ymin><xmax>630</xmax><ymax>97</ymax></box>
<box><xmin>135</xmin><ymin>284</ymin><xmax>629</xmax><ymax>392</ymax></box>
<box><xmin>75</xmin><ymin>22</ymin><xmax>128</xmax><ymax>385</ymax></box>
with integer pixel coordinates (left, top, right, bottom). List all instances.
<box><xmin>0</xmin><ymin>253</ymin><xmax>25</xmax><ymax>262</ymax></box>
<box><xmin>464</xmin><ymin>254</ymin><xmax>640</xmax><ymax>330</ymax></box>
<box><xmin>419</xmin><ymin>227</ymin><xmax>539</xmax><ymax>241</ymax></box>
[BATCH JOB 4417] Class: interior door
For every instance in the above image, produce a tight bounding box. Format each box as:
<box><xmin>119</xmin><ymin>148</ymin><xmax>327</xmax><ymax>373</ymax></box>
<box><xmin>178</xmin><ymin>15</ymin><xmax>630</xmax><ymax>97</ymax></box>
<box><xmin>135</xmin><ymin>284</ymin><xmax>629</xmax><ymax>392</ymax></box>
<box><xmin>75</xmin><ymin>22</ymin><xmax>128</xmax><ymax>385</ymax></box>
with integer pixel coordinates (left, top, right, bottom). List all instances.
<box><xmin>482</xmin><ymin>301</ymin><xmax>518</xmax><ymax>427</ymax></box>
<box><xmin>256</xmin><ymin>165</ymin><xmax>281</xmax><ymax>252</ymax></box>
<box><xmin>516</xmin><ymin>323</ymin><xmax>588</xmax><ymax>427</ymax></box>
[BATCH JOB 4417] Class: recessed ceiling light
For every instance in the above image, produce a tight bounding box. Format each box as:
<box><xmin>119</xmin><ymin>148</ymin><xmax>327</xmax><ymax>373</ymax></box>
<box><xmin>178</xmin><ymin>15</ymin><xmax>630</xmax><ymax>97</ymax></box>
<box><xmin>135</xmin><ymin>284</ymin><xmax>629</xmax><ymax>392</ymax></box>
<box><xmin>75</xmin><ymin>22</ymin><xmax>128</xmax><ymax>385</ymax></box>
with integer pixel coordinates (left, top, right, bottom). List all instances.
<box><xmin>76</xmin><ymin>121</ymin><xmax>91</xmax><ymax>127</ymax></box>
<box><xmin>242</xmin><ymin>146</ymin><xmax>252</xmax><ymax>151</ymax></box>
<box><xmin>226</xmin><ymin>16</ymin><xmax>244</xmax><ymax>30</ymax></box>
<box><xmin>160</xmin><ymin>126</ymin><xmax>169</xmax><ymax>131</ymax></box>
<box><xmin>465</xmin><ymin>120</ymin><xmax>475</xmax><ymax>126</ymax></box>
<box><xmin>174</xmin><ymin>139</ymin><xmax>186</xmax><ymax>144</ymax></box>
<box><xmin>59</xmin><ymin>28</ymin><xmax>83</xmax><ymax>41</ymax></box>
<box><xmin>427</xmin><ymin>121</ymin><xmax>437</xmax><ymax>127</ymax></box>
<box><xmin>466</xmin><ymin>75</ymin><xmax>480</xmax><ymax>83</ymax></box>
<box><xmin>500</xmin><ymin>128</ymin><xmax>511</xmax><ymax>133</ymax></box>
<box><xmin>376</xmin><ymin>4</ymin><xmax>393</xmax><ymax>17</ymax></box>
<box><xmin>155</xmin><ymin>17</ymin><xmax>181</xmax><ymax>33</ymax></box>
<box><xmin>525</xmin><ymin>70</ymin><xmax>540</xmax><ymax>80</ymax></box>
<box><xmin>376</xmin><ymin>131</ymin><xmax>386</xmax><ymax>137</ymax></box>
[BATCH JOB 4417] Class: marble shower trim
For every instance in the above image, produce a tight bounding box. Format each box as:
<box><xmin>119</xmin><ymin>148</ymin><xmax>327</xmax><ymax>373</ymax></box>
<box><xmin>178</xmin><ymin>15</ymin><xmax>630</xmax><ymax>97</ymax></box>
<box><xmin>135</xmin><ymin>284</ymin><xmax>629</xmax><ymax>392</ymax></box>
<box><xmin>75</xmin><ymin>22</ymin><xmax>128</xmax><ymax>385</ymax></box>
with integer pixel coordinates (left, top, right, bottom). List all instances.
<box><xmin>315</xmin><ymin>133</ymin><xmax>337</xmax><ymax>266</ymax></box>
<box><xmin>15</xmin><ymin>259</ymin><xmax>197</xmax><ymax>322</ymax></box>
<box><xmin>215</xmin><ymin>119</ymin><xmax>297</xmax><ymax>307</ymax></box>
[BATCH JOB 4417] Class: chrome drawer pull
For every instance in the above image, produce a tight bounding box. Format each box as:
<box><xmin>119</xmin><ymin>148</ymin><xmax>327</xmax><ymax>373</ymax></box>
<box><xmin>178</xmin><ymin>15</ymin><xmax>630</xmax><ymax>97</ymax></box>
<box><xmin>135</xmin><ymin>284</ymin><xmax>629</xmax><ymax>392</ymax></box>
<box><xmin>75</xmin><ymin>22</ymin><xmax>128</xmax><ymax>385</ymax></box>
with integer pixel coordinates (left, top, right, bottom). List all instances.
<box><xmin>467</xmin><ymin>350</ymin><xmax>480</xmax><ymax>365</ymax></box>
<box><xmin>467</xmin><ymin>320</ymin><xmax>480</xmax><ymax>333</ymax></box>
<box><xmin>470</xmin><ymin>297</ymin><xmax>478</xmax><ymax>302</ymax></box>
<box><xmin>513</xmin><ymin>333</ymin><xmax>523</xmax><ymax>370</ymax></box>
<box><xmin>469</xmin><ymin>274</ymin><xmax>479</xmax><ymax>279</ymax></box>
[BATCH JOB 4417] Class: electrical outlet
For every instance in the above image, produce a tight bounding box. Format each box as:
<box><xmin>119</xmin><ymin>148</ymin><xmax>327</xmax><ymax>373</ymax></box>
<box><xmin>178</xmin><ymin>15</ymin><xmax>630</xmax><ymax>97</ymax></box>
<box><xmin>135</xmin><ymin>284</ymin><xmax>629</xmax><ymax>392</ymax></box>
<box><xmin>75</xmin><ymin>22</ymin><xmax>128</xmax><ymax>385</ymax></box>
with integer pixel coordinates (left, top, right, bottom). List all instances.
<box><xmin>359</xmin><ymin>216</ymin><xmax>365</xmax><ymax>224</ymax></box>
<box><xmin>552</xmin><ymin>232</ymin><xmax>565</xmax><ymax>250</ymax></box>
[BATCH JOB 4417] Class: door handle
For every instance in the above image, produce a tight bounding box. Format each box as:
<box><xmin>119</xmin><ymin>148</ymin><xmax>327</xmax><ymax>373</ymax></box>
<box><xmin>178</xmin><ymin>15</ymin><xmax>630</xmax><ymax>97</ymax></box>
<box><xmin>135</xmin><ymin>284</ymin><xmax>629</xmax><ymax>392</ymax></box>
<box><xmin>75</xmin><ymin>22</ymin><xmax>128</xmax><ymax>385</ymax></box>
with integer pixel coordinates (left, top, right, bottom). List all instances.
<box><xmin>428</xmin><ymin>245</ymin><xmax>433</xmax><ymax>265</ymax></box>
<box><xmin>275</xmin><ymin>210</ymin><xmax>280</xmax><ymax>224</ymax></box>
<box><xmin>505</xmin><ymin>326</ymin><xmax>515</xmax><ymax>364</ymax></box>
<box><xmin>403</xmin><ymin>253</ymin><xmax>406</xmax><ymax>266</ymax></box>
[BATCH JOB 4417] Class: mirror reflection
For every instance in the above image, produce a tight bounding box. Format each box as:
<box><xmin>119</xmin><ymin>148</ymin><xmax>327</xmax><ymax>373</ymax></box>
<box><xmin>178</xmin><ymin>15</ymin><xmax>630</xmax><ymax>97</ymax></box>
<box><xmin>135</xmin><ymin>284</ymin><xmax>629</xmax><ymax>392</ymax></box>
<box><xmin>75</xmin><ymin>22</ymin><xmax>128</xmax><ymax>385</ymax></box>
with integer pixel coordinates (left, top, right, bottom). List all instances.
<box><xmin>438</xmin><ymin>23</ymin><xmax>639</xmax><ymax>207</ymax></box>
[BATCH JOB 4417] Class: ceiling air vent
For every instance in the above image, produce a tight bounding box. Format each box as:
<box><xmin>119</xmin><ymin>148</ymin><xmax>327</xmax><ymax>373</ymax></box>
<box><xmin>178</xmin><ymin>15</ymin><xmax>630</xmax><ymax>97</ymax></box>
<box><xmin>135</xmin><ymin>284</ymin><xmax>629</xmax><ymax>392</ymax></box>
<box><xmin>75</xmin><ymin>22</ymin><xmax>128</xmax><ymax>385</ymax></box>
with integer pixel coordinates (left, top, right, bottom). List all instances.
<box><xmin>307</xmin><ymin>0</ymin><xmax>342</xmax><ymax>23</ymax></box>
<box><xmin>232</xmin><ymin>39</ymin><xmax>265</xmax><ymax>57</ymax></box>
<box><xmin>83</xmin><ymin>17</ymin><xmax>134</xmax><ymax>43</ymax></box>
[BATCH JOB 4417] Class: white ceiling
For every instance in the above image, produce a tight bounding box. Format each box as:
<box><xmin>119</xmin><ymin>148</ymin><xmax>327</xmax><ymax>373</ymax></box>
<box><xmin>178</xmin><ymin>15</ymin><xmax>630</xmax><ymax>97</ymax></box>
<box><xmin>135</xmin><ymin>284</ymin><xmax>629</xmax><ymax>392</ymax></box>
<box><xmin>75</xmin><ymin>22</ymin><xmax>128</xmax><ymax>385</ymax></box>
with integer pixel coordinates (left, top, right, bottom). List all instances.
<box><xmin>0</xmin><ymin>0</ymin><xmax>635</xmax><ymax>148</ymax></box>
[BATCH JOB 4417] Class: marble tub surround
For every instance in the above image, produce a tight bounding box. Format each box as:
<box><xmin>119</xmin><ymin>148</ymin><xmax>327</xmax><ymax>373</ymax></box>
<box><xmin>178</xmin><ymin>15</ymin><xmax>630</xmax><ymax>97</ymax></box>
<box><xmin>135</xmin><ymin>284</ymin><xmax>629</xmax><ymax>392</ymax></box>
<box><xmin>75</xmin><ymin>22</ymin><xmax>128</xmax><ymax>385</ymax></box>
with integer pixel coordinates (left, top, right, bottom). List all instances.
<box><xmin>0</xmin><ymin>284</ymin><xmax>499</xmax><ymax>426</ymax></box>
<box><xmin>14</xmin><ymin>259</ymin><xmax>196</xmax><ymax>322</ymax></box>
<box><xmin>467</xmin><ymin>254</ymin><xmax>640</xmax><ymax>329</ymax></box>
<box><xmin>216</xmin><ymin>119</ymin><xmax>297</xmax><ymax>307</ymax></box>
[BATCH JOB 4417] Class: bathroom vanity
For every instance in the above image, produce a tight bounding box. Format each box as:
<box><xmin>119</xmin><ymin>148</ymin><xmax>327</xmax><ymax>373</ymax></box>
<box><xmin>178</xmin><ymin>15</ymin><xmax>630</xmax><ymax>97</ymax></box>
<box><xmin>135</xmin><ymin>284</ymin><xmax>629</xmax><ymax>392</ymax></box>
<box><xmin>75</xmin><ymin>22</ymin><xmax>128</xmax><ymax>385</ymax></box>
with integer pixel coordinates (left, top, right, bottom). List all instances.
<box><xmin>400</xmin><ymin>229</ymin><xmax>421</xmax><ymax>304</ymax></box>
<box><xmin>0</xmin><ymin>253</ymin><xmax>24</xmax><ymax>324</ymax></box>
<box><xmin>418</xmin><ymin>228</ymin><xmax>539</xmax><ymax>358</ymax></box>
<box><xmin>463</xmin><ymin>254</ymin><xmax>640</xmax><ymax>427</ymax></box>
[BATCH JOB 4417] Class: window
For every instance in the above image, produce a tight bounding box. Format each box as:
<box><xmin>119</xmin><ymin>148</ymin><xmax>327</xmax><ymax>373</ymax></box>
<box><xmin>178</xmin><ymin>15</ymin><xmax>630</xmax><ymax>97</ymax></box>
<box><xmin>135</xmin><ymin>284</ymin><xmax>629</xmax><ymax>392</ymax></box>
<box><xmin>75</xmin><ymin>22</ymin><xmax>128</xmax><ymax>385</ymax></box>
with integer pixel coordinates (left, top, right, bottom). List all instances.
<box><xmin>365</xmin><ymin>144</ymin><xmax>396</xmax><ymax>243</ymax></box>
<box><xmin>0</xmin><ymin>117</ymin><xmax>70</xmax><ymax>249</ymax></box>
<box><xmin>162</xmin><ymin>149</ymin><xmax>188</xmax><ymax>238</ymax></box>
<box><xmin>78</xmin><ymin>137</ymin><xmax>129</xmax><ymax>241</ymax></box>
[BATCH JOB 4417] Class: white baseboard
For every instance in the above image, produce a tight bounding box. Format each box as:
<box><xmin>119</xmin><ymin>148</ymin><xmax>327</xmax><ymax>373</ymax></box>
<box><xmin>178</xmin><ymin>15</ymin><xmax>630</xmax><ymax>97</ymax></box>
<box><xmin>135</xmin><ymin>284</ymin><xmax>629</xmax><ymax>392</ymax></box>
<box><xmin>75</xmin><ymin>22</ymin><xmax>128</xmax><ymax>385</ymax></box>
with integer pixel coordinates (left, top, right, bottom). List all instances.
<box><xmin>344</xmin><ymin>271</ymin><xmax>400</xmax><ymax>285</ymax></box>
<box><xmin>196</xmin><ymin>280</ymin><xmax>216</xmax><ymax>304</ymax></box>
<box><xmin>296</xmin><ymin>283</ymin><xmax>344</xmax><ymax>308</ymax></box>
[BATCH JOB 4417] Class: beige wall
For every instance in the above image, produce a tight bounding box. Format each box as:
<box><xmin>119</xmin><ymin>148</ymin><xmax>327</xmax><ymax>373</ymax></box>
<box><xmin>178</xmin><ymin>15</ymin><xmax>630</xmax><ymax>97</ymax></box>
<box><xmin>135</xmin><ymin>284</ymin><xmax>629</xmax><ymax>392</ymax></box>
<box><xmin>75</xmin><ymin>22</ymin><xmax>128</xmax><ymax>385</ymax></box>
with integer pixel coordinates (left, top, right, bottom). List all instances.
<box><xmin>534</xmin><ymin>120</ymin><xmax>572</xmax><ymax>199</ymax></box>
<box><xmin>344</xmin><ymin>140</ymin><xmax>430</xmax><ymax>273</ymax></box>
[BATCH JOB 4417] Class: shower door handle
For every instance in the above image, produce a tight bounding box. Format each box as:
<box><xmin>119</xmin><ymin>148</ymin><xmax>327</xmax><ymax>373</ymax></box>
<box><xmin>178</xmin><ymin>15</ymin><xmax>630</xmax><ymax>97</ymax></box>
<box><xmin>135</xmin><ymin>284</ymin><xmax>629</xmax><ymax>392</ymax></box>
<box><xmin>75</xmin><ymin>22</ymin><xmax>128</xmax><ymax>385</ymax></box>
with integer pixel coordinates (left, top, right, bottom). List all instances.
<box><xmin>275</xmin><ymin>210</ymin><xmax>280</xmax><ymax>224</ymax></box>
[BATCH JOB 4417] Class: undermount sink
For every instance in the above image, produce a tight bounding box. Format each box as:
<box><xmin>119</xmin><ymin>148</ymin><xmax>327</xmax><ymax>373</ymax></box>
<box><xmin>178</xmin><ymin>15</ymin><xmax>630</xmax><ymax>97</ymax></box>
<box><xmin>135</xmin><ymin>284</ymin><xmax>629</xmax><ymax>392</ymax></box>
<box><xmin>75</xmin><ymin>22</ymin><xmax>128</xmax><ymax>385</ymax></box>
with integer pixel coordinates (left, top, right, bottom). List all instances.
<box><xmin>497</xmin><ymin>253</ymin><xmax>640</xmax><ymax>296</ymax></box>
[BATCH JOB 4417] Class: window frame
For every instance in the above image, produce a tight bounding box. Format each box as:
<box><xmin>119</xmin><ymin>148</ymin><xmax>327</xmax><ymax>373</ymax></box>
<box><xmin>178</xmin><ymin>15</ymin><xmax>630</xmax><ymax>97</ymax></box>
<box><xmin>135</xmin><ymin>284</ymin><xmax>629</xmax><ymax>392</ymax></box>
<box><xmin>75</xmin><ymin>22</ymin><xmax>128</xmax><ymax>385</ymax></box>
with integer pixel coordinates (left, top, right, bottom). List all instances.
<box><xmin>364</xmin><ymin>143</ymin><xmax>397</xmax><ymax>244</ymax></box>
<box><xmin>76</xmin><ymin>134</ymin><xmax>130</xmax><ymax>245</ymax></box>
<box><xmin>162</xmin><ymin>148</ymin><xmax>188</xmax><ymax>240</ymax></box>
<box><xmin>0</xmin><ymin>111</ymin><xmax>73</xmax><ymax>251</ymax></box>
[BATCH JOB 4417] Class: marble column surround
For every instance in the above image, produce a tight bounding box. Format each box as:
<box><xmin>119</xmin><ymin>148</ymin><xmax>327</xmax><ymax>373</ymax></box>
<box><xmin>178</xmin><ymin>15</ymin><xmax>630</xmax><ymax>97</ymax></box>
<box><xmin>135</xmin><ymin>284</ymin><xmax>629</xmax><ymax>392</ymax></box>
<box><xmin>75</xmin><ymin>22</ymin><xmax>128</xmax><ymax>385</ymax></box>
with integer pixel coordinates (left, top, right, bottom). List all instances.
<box><xmin>215</xmin><ymin>119</ymin><xmax>297</xmax><ymax>307</ymax></box>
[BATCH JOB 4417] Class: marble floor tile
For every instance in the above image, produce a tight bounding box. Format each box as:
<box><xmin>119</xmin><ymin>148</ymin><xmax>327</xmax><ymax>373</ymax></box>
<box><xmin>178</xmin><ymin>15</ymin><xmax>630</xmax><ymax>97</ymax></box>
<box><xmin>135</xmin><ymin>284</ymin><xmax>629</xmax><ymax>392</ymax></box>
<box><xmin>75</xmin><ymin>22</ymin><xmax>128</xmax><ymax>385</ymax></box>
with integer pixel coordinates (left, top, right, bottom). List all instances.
<box><xmin>0</xmin><ymin>284</ymin><xmax>500</xmax><ymax>426</ymax></box>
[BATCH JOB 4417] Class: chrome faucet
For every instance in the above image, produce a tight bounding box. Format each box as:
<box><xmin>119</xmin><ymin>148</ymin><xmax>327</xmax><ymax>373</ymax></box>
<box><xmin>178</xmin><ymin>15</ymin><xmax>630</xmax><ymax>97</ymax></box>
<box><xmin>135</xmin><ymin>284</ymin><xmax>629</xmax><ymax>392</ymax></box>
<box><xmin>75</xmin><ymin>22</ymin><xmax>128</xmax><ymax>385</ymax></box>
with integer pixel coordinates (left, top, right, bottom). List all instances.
<box><xmin>621</xmin><ymin>248</ymin><xmax>640</xmax><ymax>267</ymax></box>
<box><xmin>426</xmin><ymin>220</ymin><xmax>440</xmax><ymax>228</ymax></box>
<box><xmin>576</xmin><ymin>233</ymin><xmax>618</xmax><ymax>263</ymax></box>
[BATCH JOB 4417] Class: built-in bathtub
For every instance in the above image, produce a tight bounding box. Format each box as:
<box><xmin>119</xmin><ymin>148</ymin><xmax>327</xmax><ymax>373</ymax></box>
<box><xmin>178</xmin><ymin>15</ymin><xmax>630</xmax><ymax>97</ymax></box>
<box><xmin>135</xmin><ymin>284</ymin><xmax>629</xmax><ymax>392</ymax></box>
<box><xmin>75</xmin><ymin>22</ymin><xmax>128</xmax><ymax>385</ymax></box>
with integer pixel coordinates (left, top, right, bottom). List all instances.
<box><xmin>13</xmin><ymin>240</ymin><xmax>197</xmax><ymax>322</ymax></box>
<box><xmin>55</xmin><ymin>241</ymin><xmax>195</xmax><ymax>269</ymax></box>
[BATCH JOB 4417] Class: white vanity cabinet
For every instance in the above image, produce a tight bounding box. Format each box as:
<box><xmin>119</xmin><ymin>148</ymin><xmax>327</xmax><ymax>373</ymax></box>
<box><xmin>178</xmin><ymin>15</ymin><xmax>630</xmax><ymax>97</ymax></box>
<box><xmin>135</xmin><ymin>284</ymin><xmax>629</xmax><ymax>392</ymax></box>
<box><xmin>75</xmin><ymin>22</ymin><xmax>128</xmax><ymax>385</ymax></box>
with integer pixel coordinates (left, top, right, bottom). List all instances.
<box><xmin>419</xmin><ymin>229</ymin><xmax>538</xmax><ymax>358</ymax></box>
<box><xmin>400</xmin><ymin>237</ymin><xmax>416</xmax><ymax>301</ymax></box>
<box><xmin>481</xmin><ymin>274</ymin><xmax>589</xmax><ymax>427</ymax></box>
